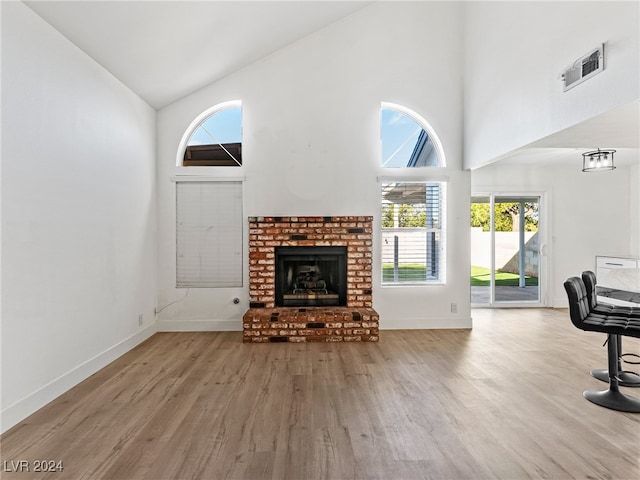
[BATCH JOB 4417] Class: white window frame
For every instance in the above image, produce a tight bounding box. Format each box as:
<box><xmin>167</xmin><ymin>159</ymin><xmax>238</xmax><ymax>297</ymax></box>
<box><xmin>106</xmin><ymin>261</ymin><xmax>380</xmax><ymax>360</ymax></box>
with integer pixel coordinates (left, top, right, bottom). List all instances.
<box><xmin>378</xmin><ymin>102</ymin><xmax>447</xmax><ymax>287</ymax></box>
<box><xmin>176</xmin><ymin>100</ymin><xmax>242</xmax><ymax>167</ymax></box>
<box><xmin>379</xmin><ymin>178</ymin><xmax>447</xmax><ymax>286</ymax></box>
<box><xmin>380</xmin><ymin>102</ymin><xmax>446</xmax><ymax>168</ymax></box>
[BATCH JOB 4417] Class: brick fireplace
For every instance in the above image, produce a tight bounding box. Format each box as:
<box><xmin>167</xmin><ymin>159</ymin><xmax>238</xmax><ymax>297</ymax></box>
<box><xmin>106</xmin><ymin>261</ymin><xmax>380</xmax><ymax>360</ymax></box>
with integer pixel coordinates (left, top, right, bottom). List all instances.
<box><xmin>243</xmin><ymin>216</ymin><xmax>379</xmax><ymax>342</ymax></box>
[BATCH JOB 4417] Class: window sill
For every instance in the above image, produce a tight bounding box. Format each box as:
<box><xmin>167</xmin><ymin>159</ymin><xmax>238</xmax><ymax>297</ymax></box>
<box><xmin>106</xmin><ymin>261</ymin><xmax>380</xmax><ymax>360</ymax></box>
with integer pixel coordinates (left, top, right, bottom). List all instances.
<box><xmin>171</xmin><ymin>175</ymin><xmax>245</xmax><ymax>182</ymax></box>
<box><xmin>381</xmin><ymin>281</ymin><xmax>446</xmax><ymax>288</ymax></box>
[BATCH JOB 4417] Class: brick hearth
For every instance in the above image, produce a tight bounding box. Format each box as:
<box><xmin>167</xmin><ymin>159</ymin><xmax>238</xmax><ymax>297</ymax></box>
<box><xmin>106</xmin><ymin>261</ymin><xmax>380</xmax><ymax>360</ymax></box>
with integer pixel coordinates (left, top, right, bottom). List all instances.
<box><xmin>243</xmin><ymin>307</ymin><xmax>379</xmax><ymax>343</ymax></box>
<box><xmin>244</xmin><ymin>216</ymin><xmax>379</xmax><ymax>343</ymax></box>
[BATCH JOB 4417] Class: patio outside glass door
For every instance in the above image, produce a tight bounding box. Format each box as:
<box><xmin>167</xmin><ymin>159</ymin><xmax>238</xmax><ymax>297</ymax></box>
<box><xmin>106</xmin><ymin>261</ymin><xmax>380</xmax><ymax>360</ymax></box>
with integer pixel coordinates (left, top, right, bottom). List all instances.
<box><xmin>471</xmin><ymin>194</ymin><xmax>541</xmax><ymax>306</ymax></box>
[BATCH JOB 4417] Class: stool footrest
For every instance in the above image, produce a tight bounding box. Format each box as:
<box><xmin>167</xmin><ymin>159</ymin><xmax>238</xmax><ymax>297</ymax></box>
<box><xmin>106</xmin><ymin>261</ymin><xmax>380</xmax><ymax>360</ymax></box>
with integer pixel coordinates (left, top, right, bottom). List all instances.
<box><xmin>591</xmin><ymin>368</ymin><xmax>640</xmax><ymax>387</ymax></box>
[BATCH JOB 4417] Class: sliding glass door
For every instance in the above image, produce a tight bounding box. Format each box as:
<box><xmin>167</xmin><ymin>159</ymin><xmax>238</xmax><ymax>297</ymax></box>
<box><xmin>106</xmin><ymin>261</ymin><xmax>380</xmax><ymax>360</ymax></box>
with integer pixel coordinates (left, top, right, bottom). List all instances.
<box><xmin>471</xmin><ymin>194</ymin><xmax>542</xmax><ymax>306</ymax></box>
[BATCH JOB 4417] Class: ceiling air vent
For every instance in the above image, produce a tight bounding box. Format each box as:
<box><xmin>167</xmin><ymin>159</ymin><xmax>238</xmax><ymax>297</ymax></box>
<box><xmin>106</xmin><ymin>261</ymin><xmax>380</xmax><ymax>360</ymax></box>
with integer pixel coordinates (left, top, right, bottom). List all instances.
<box><xmin>561</xmin><ymin>44</ymin><xmax>604</xmax><ymax>92</ymax></box>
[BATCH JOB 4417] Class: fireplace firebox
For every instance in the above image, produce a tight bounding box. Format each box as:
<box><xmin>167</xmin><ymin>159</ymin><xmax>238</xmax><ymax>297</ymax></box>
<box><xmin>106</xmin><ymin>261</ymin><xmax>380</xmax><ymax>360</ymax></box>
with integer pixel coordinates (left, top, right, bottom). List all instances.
<box><xmin>275</xmin><ymin>246</ymin><xmax>347</xmax><ymax>307</ymax></box>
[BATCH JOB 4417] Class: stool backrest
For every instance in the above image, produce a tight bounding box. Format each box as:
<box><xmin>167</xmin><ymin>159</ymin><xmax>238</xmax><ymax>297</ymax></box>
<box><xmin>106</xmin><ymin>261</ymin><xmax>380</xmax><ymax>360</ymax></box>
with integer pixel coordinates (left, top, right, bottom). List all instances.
<box><xmin>581</xmin><ymin>270</ymin><xmax>598</xmax><ymax>309</ymax></box>
<box><xmin>563</xmin><ymin>276</ymin><xmax>591</xmax><ymax>328</ymax></box>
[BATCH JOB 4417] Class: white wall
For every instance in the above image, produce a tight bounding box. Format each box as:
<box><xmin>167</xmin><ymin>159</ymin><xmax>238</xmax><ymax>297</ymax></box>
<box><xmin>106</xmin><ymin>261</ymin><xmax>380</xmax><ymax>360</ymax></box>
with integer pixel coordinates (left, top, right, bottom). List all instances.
<box><xmin>471</xmin><ymin>161</ymin><xmax>637</xmax><ymax>307</ymax></box>
<box><xmin>156</xmin><ymin>1</ymin><xmax>471</xmax><ymax>331</ymax></box>
<box><xmin>464</xmin><ymin>1</ymin><xmax>640</xmax><ymax>169</ymax></box>
<box><xmin>1</xmin><ymin>2</ymin><xmax>157</xmax><ymax>432</ymax></box>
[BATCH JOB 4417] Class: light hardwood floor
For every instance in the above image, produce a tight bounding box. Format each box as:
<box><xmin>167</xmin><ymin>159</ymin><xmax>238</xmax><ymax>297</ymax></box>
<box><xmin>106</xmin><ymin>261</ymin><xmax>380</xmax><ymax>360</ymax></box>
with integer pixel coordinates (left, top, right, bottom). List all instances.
<box><xmin>2</xmin><ymin>308</ymin><xmax>639</xmax><ymax>480</ymax></box>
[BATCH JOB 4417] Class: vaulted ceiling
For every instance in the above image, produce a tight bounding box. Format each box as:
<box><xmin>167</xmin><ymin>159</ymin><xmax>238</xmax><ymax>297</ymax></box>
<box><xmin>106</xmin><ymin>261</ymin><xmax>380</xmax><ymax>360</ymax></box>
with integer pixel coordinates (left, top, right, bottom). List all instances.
<box><xmin>24</xmin><ymin>1</ymin><xmax>370</xmax><ymax>109</ymax></box>
<box><xmin>22</xmin><ymin>1</ymin><xmax>639</xmax><ymax>168</ymax></box>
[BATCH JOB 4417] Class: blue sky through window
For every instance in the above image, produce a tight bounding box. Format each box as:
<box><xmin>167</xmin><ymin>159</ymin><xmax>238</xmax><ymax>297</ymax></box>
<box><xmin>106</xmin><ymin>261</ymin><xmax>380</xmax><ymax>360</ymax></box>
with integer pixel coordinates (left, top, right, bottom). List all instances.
<box><xmin>188</xmin><ymin>106</ymin><xmax>242</xmax><ymax>146</ymax></box>
<box><xmin>381</xmin><ymin>109</ymin><xmax>425</xmax><ymax>168</ymax></box>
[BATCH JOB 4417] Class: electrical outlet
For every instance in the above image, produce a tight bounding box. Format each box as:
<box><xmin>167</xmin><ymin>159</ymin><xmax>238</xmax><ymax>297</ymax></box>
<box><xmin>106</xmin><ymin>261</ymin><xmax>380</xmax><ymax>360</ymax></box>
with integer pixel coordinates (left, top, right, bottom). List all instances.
<box><xmin>138</xmin><ymin>314</ymin><xmax>143</xmax><ymax>326</ymax></box>
<box><xmin>450</xmin><ymin>303</ymin><xmax>457</xmax><ymax>313</ymax></box>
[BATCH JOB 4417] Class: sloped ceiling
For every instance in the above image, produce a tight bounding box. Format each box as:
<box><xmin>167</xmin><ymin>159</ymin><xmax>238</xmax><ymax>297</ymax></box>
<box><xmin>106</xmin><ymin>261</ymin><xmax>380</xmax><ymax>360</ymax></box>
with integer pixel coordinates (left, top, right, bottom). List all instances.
<box><xmin>21</xmin><ymin>1</ymin><xmax>639</xmax><ymax>169</ymax></box>
<box><xmin>24</xmin><ymin>0</ymin><xmax>370</xmax><ymax>109</ymax></box>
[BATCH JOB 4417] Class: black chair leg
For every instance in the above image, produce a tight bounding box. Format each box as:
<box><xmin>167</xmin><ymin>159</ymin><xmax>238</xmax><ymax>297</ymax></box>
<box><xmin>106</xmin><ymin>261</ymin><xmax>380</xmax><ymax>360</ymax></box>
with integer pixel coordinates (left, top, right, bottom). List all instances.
<box><xmin>590</xmin><ymin>335</ymin><xmax>640</xmax><ymax>387</ymax></box>
<box><xmin>584</xmin><ymin>334</ymin><xmax>640</xmax><ymax>412</ymax></box>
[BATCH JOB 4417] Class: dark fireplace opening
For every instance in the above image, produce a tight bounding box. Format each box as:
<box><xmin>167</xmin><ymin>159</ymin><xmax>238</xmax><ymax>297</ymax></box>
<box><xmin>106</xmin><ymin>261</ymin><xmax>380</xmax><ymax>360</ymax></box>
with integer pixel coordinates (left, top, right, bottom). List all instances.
<box><xmin>275</xmin><ymin>246</ymin><xmax>347</xmax><ymax>307</ymax></box>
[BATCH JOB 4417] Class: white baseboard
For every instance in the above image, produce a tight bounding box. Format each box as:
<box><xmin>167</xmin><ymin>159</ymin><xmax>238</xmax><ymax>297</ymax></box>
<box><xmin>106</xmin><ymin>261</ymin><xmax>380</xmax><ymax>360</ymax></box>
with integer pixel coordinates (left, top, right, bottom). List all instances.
<box><xmin>380</xmin><ymin>316</ymin><xmax>472</xmax><ymax>330</ymax></box>
<box><xmin>156</xmin><ymin>319</ymin><xmax>242</xmax><ymax>332</ymax></box>
<box><xmin>0</xmin><ymin>323</ymin><xmax>157</xmax><ymax>434</ymax></box>
<box><xmin>157</xmin><ymin>317</ymin><xmax>468</xmax><ymax>332</ymax></box>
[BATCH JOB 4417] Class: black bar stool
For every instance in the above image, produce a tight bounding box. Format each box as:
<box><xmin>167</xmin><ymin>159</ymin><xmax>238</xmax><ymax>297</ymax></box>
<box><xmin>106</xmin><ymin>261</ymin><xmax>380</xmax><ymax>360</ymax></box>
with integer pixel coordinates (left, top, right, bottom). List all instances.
<box><xmin>564</xmin><ymin>276</ymin><xmax>640</xmax><ymax>412</ymax></box>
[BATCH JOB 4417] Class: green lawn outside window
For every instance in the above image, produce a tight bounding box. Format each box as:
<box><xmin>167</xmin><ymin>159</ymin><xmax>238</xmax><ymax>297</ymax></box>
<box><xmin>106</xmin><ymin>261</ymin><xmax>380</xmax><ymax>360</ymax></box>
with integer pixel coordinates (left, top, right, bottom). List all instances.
<box><xmin>470</xmin><ymin>266</ymin><xmax>538</xmax><ymax>286</ymax></box>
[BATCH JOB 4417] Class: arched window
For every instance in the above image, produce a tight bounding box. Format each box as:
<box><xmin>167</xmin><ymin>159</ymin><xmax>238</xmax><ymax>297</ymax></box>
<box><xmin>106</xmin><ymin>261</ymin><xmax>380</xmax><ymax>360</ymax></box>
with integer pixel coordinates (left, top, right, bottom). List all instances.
<box><xmin>380</xmin><ymin>102</ymin><xmax>445</xmax><ymax>168</ymax></box>
<box><xmin>178</xmin><ymin>100</ymin><xmax>242</xmax><ymax>166</ymax></box>
<box><xmin>174</xmin><ymin>101</ymin><xmax>244</xmax><ymax>288</ymax></box>
<box><xmin>379</xmin><ymin>103</ymin><xmax>446</xmax><ymax>284</ymax></box>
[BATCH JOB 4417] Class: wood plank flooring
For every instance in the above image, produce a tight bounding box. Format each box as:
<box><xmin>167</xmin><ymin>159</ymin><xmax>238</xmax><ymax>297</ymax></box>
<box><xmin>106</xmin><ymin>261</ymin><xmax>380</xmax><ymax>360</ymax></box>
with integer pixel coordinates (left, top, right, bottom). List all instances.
<box><xmin>2</xmin><ymin>308</ymin><xmax>639</xmax><ymax>479</ymax></box>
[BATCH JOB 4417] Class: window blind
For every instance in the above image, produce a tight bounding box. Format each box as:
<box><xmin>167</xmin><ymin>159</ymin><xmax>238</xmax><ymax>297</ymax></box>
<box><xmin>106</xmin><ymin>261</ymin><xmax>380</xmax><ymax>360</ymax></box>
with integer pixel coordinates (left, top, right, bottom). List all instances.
<box><xmin>176</xmin><ymin>181</ymin><xmax>243</xmax><ymax>287</ymax></box>
<box><xmin>381</xmin><ymin>181</ymin><xmax>446</xmax><ymax>284</ymax></box>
